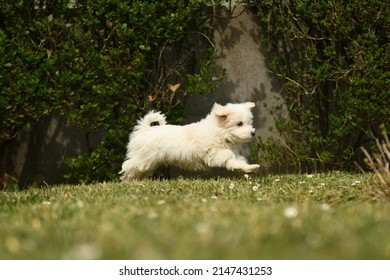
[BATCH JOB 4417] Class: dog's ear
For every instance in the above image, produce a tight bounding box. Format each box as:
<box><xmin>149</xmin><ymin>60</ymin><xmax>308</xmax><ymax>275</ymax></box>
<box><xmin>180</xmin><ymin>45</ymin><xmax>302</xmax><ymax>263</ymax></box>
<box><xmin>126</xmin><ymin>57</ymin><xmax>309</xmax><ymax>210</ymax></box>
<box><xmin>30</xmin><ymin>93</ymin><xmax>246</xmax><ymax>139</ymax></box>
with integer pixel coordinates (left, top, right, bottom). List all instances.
<box><xmin>245</xmin><ymin>102</ymin><xmax>255</xmax><ymax>109</ymax></box>
<box><xmin>212</xmin><ymin>103</ymin><xmax>229</xmax><ymax>122</ymax></box>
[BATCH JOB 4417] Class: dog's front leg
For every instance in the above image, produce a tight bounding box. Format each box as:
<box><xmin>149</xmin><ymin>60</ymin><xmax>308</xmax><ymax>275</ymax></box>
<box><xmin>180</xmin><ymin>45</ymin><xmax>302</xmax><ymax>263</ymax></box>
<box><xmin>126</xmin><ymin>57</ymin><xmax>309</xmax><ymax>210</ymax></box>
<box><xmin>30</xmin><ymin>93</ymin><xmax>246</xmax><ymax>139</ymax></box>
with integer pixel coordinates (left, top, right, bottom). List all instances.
<box><xmin>226</xmin><ymin>158</ymin><xmax>260</xmax><ymax>173</ymax></box>
<box><xmin>208</xmin><ymin>149</ymin><xmax>260</xmax><ymax>173</ymax></box>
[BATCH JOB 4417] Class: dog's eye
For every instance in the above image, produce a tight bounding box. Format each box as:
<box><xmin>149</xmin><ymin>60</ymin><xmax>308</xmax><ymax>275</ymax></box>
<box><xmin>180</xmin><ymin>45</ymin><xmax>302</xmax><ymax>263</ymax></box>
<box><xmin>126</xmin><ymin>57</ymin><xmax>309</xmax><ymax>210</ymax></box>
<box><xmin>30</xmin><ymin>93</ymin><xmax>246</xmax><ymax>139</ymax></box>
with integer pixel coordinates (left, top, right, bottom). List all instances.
<box><xmin>237</xmin><ymin>122</ymin><xmax>243</xmax><ymax>126</ymax></box>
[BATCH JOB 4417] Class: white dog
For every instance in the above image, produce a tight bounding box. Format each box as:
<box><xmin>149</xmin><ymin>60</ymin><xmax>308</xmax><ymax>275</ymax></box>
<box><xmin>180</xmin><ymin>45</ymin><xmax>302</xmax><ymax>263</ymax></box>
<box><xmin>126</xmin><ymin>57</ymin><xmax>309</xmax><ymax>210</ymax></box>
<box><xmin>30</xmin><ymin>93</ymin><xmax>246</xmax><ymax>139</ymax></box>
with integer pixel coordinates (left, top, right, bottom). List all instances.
<box><xmin>120</xmin><ymin>102</ymin><xmax>260</xmax><ymax>181</ymax></box>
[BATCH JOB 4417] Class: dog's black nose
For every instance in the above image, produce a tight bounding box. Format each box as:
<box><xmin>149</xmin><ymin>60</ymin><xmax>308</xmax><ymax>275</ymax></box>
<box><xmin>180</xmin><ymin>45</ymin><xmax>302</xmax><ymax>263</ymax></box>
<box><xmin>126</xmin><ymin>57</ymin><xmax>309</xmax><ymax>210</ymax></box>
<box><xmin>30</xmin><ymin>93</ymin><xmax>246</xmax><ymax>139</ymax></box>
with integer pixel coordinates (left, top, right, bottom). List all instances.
<box><xmin>251</xmin><ymin>131</ymin><xmax>256</xmax><ymax>137</ymax></box>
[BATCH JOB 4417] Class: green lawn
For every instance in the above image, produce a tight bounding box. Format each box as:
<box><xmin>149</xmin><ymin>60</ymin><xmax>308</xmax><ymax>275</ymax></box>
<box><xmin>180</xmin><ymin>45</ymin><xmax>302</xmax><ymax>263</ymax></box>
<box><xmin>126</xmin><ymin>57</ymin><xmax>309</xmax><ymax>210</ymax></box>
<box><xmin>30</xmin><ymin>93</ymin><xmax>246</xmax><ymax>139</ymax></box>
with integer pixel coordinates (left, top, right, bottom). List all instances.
<box><xmin>1</xmin><ymin>173</ymin><xmax>389</xmax><ymax>259</ymax></box>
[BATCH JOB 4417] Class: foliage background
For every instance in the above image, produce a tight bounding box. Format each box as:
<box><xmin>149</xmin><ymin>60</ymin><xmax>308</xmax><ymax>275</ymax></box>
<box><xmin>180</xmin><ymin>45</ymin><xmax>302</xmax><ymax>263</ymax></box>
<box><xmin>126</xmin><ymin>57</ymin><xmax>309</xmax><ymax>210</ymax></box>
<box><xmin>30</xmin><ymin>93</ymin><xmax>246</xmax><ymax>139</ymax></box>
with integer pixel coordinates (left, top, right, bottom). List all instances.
<box><xmin>248</xmin><ymin>0</ymin><xmax>389</xmax><ymax>172</ymax></box>
<box><xmin>1</xmin><ymin>1</ymin><xmax>389</xmax><ymax>186</ymax></box>
<box><xmin>0</xmin><ymin>0</ymin><xmax>224</xmax><ymax>185</ymax></box>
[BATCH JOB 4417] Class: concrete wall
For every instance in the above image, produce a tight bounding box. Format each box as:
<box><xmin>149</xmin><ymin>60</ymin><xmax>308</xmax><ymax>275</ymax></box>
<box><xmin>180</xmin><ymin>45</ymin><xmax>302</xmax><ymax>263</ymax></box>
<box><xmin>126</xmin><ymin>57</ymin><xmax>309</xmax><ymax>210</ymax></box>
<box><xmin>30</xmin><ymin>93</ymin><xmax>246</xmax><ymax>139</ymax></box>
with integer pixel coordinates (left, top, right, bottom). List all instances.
<box><xmin>4</xmin><ymin>116</ymin><xmax>91</xmax><ymax>185</ymax></box>
<box><xmin>3</xmin><ymin>5</ymin><xmax>285</xmax><ymax>184</ymax></box>
<box><xmin>176</xmin><ymin>6</ymin><xmax>284</xmax><ymax>177</ymax></box>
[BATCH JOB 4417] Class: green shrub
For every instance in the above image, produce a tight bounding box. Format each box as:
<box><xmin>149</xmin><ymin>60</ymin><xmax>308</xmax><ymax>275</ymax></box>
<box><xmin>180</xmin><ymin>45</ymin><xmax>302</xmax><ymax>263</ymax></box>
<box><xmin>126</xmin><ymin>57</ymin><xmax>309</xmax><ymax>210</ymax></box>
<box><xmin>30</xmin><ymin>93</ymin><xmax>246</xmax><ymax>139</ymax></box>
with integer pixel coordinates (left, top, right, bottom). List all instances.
<box><xmin>248</xmin><ymin>0</ymin><xmax>389</xmax><ymax>172</ymax></box>
<box><xmin>0</xmin><ymin>0</ymin><xmax>224</xmax><ymax>185</ymax></box>
<box><xmin>0</xmin><ymin>1</ymin><xmax>65</xmax><ymax>187</ymax></box>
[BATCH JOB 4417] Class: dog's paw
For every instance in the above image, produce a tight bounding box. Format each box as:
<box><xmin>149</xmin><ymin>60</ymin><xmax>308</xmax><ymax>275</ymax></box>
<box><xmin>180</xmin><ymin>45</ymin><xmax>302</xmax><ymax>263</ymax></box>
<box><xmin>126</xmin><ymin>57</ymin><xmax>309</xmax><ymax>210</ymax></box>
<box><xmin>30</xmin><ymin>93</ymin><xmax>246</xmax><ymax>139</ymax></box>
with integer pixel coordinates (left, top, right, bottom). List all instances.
<box><xmin>243</xmin><ymin>164</ymin><xmax>260</xmax><ymax>173</ymax></box>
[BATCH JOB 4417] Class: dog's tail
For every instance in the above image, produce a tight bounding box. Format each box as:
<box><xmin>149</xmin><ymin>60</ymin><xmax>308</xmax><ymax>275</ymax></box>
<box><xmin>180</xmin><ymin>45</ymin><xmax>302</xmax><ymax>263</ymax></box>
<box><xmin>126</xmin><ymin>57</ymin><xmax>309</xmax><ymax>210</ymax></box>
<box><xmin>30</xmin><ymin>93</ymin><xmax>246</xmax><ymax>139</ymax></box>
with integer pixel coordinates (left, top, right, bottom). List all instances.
<box><xmin>134</xmin><ymin>111</ymin><xmax>167</xmax><ymax>131</ymax></box>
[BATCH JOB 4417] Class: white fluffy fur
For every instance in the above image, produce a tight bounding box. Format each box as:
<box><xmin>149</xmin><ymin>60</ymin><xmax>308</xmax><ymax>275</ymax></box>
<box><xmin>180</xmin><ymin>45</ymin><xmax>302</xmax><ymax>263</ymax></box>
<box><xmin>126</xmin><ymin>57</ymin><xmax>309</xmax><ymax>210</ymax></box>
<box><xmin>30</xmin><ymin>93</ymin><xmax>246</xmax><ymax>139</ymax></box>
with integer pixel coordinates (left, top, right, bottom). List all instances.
<box><xmin>120</xmin><ymin>102</ymin><xmax>260</xmax><ymax>181</ymax></box>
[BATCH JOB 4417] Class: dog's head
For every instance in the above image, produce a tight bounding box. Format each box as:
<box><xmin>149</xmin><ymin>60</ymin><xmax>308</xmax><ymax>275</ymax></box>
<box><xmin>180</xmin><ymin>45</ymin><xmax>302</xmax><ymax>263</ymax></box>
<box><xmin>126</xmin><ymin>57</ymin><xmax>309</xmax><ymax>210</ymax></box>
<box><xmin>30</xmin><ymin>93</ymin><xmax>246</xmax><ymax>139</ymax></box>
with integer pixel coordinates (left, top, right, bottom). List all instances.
<box><xmin>212</xmin><ymin>102</ymin><xmax>256</xmax><ymax>144</ymax></box>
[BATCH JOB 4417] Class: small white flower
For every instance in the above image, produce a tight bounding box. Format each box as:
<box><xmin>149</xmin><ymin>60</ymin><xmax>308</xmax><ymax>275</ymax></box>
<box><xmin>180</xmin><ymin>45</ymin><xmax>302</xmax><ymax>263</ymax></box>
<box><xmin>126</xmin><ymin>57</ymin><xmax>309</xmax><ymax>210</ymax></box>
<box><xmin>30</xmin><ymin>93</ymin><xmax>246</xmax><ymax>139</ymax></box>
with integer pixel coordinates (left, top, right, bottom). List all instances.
<box><xmin>244</xmin><ymin>174</ymin><xmax>250</xmax><ymax>180</ymax></box>
<box><xmin>196</xmin><ymin>223</ymin><xmax>209</xmax><ymax>234</ymax></box>
<box><xmin>148</xmin><ymin>211</ymin><xmax>158</xmax><ymax>219</ymax></box>
<box><xmin>321</xmin><ymin>203</ymin><xmax>331</xmax><ymax>211</ymax></box>
<box><xmin>351</xmin><ymin>180</ymin><xmax>361</xmax><ymax>186</ymax></box>
<box><xmin>252</xmin><ymin>185</ymin><xmax>259</xmax><ymax>191</ymax></box>
<box><xmin>229</xmin><ymin>183</ymin><xmax>235</xmax><ymax>189</ymax></box>
<box><xmin>76</xmin><ymin>200</ymin><xmax>84</xmax><ymax>208</ymax></box>
<box><xmin>42</xmin><ymin>201</ymin><xmax>51</xmax><ymax>206</ymax></box>
<box><xmin>307</xmin><ymin>174</ymin><xmax>314</xmax><ymax>178</ymax></box>
<box><xmin>67</xmin><ymin>243</ymin><xmax>102</xmax><ymax>259</ymax></box>
<box><xmin>284</xmin><ymin>206</ymin><xmax>299</xmax><ymax>218</ymax></box>
<box><xmin>274</xmin><ymin>178</ymin><xmax>280</xmax><ymax>182</ymax></box>
<box><xmin>157</xmin><ymin>200</ymin><xmax>166</xmax><ymax>205</ymax></box>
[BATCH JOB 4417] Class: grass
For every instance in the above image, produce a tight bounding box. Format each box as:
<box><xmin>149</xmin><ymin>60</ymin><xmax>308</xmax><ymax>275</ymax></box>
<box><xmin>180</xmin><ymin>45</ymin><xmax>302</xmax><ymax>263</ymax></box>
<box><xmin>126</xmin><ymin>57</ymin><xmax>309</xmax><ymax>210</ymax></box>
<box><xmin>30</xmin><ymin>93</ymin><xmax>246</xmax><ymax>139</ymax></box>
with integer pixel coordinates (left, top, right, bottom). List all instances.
<box><xmin>1</xmin><ymin>172</ymin><xmax>390</xmax><ymax>260</ymax></box>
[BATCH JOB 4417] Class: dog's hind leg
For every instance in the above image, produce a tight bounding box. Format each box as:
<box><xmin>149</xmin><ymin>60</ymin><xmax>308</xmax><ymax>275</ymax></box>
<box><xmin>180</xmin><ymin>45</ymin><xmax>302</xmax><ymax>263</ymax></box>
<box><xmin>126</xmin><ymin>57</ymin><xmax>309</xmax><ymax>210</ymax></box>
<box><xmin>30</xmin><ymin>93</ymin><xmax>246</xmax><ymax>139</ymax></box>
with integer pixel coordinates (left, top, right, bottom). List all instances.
<box><xmin>120</xmin><ymin>158</ymin><xmax>157</xmax><ymax>181</ymax></box>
